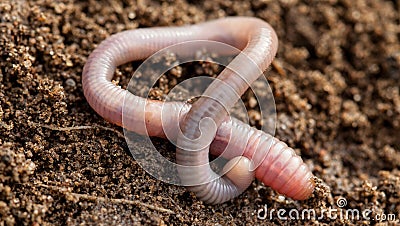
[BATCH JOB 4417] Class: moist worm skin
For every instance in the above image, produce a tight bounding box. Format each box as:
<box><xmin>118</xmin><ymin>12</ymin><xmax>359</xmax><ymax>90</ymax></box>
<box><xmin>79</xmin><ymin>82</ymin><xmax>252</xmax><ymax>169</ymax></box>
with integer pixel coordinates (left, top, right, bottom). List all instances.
<box><xmin>82</xmin><ymin>17</ymin><xmax>314</xmax><ymax>204</ymax></box>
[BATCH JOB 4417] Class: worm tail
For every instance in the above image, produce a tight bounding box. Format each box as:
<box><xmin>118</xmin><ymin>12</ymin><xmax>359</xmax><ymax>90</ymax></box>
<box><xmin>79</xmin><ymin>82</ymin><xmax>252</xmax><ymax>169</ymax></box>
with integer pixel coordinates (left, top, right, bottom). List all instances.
<box><xmin>253</xmin><ymin>135</ymin><xmax>314</xmax><ymax>200</ymax></box>
<box><xmin>213</xmin><ymin>119</ymin><xmax>315</xmax><ymax>200</ymax></box>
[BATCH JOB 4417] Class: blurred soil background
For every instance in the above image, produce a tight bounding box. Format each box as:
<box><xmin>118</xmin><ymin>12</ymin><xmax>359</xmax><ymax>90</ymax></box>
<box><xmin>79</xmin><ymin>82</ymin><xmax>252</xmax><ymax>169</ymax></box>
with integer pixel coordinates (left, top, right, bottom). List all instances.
<box><xmin>0</xmin><ymin>0</ymin><xmax>399</xmax><ymax>225</ymax></box>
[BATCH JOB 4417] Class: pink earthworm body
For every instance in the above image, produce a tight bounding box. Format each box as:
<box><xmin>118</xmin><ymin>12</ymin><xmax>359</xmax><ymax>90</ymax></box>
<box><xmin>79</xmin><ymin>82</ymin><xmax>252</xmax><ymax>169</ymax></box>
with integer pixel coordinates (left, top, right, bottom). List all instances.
<box><xmin>82</xmin><ymin>17</ymin><xmax>314</xmax><ymax>204</ymax></box>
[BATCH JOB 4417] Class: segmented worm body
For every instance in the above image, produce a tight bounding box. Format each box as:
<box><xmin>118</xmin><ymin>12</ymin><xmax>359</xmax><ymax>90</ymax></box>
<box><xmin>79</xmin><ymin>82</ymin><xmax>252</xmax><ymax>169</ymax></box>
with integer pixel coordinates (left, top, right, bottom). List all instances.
<box><xmin>82</xmin><ymin>17</ymin><xmax>314</xmax><ymax>204</ymax></box>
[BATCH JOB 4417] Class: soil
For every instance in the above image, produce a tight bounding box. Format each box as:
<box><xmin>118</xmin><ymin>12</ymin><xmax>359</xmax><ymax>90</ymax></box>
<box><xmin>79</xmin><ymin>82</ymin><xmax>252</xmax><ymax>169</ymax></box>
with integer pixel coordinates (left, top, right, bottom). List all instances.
<box><xmin>1</xmin><ymin>0</ymin><xmax>399</xmax><ymax>225</ymax></box>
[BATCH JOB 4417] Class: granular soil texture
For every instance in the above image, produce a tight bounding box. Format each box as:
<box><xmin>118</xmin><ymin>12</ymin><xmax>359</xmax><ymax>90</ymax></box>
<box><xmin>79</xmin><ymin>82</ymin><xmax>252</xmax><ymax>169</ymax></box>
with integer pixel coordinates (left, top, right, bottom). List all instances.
<box><xmin>1</xmin><ymin>0</ymin><xmax>399</xmax><ymax>225</ymax></box>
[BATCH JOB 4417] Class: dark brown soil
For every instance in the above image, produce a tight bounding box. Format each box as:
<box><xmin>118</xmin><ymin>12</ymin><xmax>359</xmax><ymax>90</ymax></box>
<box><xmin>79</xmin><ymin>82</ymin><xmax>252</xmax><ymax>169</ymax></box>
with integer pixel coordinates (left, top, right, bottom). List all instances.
<box><xmin>1</xmin><ymin>0</ymin><xmax>399</xmax><ymax>225</ymax></box>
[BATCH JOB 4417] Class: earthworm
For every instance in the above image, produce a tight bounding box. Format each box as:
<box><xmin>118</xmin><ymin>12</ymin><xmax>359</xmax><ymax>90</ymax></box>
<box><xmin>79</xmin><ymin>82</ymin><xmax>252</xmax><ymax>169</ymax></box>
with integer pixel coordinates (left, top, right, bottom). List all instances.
<box><xmin>82</xmin><ymin>17</ymin><xmax>314</xmax><ymax>204</ymax></box>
